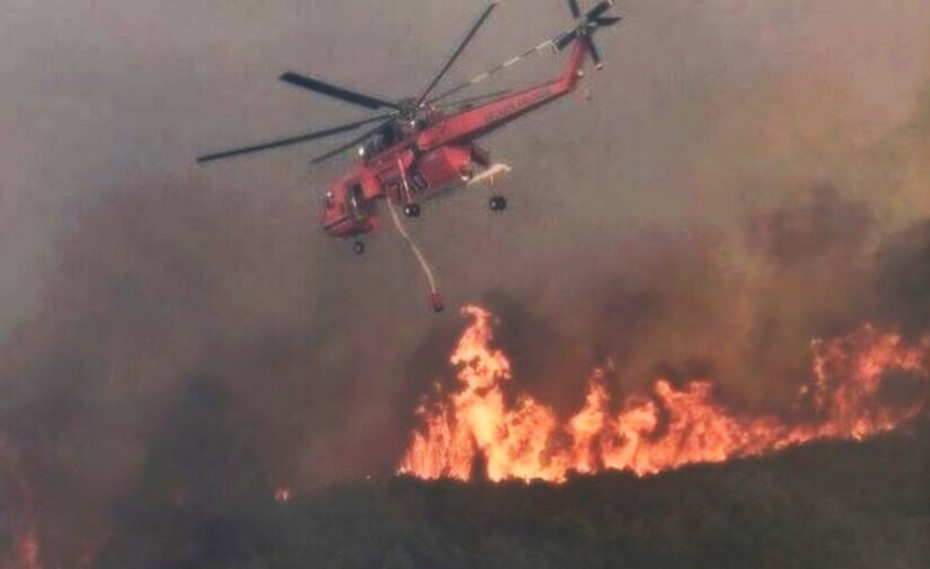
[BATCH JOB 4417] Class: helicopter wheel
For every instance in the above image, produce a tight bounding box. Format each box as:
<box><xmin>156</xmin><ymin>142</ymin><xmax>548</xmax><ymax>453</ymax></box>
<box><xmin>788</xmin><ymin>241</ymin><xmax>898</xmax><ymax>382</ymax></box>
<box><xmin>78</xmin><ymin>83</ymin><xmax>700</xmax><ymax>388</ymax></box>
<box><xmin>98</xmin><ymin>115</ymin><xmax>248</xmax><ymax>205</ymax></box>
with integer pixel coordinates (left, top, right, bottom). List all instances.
<box><xmin>353</xmin><ymin>241</ymin><xmax>365</xmax><ymax>255</ymax></box>
<box><xmin>489</xmin><ymin>195</ymin><xmax>507</xmax><ymax>212</ymax></box>
<box><xmin>403</xmin><ymin>203</ymin><xmax>421</xmax><ymax>218</ymax></box>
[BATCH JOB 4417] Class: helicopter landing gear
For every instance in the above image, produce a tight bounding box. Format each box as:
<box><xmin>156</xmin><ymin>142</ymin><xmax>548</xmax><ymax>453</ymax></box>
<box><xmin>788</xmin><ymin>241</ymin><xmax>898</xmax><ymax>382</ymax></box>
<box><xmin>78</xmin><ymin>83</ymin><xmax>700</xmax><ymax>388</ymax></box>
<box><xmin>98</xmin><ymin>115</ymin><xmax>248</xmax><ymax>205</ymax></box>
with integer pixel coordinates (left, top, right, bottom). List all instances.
<box><xmin>403</xmin><ymin>203</ymin><xmax>421</xmax><ymax>218</ymax></box>
<box><xmin>489</xmin><ymin>195</ymin><xmax>507</xmax><ymax>212</ymax></box>
<box><xmin>353</xmin><ymin>240</ymin><xmax>365</xmax><ymax>255</ymax></box>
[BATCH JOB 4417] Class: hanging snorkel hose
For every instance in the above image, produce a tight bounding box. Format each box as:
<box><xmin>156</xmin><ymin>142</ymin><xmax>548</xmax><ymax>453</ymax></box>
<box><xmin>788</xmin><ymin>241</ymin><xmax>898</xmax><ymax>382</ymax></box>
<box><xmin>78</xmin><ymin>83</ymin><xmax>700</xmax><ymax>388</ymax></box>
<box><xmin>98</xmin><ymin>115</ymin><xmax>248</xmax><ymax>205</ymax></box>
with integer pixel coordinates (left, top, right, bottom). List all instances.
<box><xmin>388</xmin><ymin>159</ymin><xmax>444</xmax><ymax>312</ymax></box>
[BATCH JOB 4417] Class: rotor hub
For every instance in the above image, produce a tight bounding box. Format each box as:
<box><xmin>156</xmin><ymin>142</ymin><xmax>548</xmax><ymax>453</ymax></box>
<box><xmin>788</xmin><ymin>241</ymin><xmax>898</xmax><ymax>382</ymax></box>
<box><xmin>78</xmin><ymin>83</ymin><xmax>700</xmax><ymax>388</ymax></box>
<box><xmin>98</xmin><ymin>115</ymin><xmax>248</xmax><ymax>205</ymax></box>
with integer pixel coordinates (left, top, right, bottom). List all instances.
<box><xmin>398</xmin><ymin>98</ymin><xmax>421</xmax><ymax>120</ymax></box>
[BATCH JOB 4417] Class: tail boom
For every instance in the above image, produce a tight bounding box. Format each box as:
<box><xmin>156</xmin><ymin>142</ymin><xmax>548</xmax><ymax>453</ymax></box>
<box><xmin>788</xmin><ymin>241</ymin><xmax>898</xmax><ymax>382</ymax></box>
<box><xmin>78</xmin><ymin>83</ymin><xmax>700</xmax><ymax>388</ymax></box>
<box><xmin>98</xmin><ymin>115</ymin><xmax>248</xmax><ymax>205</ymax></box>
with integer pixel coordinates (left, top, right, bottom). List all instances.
<box><xmin>417</xmin><ymin>38</ymin><xmax>590</xmax><ymax>150</ymax></box>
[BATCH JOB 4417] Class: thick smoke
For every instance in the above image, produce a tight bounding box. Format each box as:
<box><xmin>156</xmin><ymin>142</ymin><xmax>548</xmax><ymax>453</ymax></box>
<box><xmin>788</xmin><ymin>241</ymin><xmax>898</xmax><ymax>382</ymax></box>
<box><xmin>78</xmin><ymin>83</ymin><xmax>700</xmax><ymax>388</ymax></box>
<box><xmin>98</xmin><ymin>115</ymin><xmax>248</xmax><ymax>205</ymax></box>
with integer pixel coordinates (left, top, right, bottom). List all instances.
<box><xmin>97</xmin><ymin>376</ymin><xmax>276</xmax><ymax>568</ymax></box>
<box><xmin>418</xmin><ymin>184</ymin><xmax>929</xmax><ymax>419</ymax></box>
<box><xmin>0</xmin><ymin>178</ymin><xmax>418</xmax><ymax>563</ymax></box>
<box><xmin>8</xmin><ymin>177</ymin><xmax>917</xmax><ymax>566</ymax></box>
<box><xmin>874</xmin><ymin>220</ymin><xmax>930</xmax><ymax>339</ymax></box>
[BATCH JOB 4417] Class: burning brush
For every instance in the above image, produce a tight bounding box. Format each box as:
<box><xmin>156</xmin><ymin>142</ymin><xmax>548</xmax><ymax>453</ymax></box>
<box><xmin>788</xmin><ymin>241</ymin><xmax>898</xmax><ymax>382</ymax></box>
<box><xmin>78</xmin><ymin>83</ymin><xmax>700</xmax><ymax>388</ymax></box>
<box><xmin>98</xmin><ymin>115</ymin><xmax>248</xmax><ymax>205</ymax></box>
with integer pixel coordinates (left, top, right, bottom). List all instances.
<box><xmin>398</xmin><ymin>306</ymin><xmax>930</xmax><ymax>482</ymax></box>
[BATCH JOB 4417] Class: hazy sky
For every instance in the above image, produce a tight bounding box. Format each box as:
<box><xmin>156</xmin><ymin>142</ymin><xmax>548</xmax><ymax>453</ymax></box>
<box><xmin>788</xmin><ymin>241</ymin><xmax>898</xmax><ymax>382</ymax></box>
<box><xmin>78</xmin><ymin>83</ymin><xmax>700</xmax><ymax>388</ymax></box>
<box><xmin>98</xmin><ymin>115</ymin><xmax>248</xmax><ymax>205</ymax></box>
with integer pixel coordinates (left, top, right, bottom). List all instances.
<box><xmin>3</xmin><ymin>0</ymin><xmax>930</xmax><ymax>338</ymax></box>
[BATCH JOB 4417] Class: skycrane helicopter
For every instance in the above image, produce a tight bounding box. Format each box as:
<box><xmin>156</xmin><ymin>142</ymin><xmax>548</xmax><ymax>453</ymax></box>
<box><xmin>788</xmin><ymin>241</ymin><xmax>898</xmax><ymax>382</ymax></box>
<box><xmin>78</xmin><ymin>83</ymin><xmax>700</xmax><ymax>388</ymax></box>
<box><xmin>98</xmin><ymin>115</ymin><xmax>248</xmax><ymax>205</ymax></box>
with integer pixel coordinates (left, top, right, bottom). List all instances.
<box><xmin>198</xmin><ymin>0</ymin><xmax>621</xmax><ymax>312</ymax></box>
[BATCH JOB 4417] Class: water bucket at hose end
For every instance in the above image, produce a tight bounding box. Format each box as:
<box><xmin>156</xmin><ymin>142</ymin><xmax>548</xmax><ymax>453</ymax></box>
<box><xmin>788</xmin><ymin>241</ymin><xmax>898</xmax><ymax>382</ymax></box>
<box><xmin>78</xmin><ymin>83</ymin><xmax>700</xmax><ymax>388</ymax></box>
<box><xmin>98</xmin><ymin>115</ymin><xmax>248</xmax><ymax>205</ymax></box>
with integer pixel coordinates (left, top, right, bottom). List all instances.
<box><xmin>430</xmin><ymin>292</ymin><xmax>445</xmax><ymax>313</ymax></box>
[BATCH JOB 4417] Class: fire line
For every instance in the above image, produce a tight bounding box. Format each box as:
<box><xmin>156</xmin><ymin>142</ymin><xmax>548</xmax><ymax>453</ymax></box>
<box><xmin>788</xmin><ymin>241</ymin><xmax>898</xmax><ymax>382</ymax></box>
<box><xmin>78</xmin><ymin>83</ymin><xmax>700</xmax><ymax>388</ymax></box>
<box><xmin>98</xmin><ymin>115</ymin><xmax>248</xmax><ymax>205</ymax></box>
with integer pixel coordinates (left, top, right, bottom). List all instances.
<box><xmin>398</xmin><ymin>306</ymin><xmax>930</xmax><ymax>483</ymax></box>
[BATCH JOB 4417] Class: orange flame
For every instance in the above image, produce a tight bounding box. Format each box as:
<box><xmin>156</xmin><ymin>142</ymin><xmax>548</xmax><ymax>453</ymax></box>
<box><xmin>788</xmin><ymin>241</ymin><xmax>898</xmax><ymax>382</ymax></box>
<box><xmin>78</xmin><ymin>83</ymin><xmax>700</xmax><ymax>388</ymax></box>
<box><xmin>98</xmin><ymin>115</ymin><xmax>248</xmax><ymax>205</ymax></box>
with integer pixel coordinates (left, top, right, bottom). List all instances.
<box><xmin>398</xmin><ymin>306</ymin><xmax>929</xmax><ymax>482</ymax></box>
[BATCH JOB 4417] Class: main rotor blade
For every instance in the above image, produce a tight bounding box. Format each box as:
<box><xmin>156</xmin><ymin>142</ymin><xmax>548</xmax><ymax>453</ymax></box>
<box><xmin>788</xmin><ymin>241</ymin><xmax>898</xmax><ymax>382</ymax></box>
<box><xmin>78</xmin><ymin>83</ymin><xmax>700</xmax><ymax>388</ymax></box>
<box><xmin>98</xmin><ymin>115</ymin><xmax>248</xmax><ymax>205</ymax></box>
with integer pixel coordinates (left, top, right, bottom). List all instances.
<box><xmin>280</xmin><ymin>72</ymin><xmax>402</xmax><ymax>111</ymax></box>
<box><xmin>567</xmin><ymin>0</ymin><xmax>581</xmax><ymax>19</ymax></box>
<box><xmin>586</xmin><ymin>0</ymin><xmax>613</xmax><ymax>21</ymax></box>
<box><xmin>196</xmin><ymin>114</ymin><xmax>393</xmax><ymax>164</ymax></box>
<box><xmin>310</xmin><ymin>119</ymin><xmax>393</xmax><ymax>165</ymax></box>
<box><xmin>415</xmin><ymin>2</ymin><xmax>497</xmax><ymax>107</ymax></box>
<box><xmin>426</xmin><ymin>36</ymin><xmax>558</xmax><ymax>105</ymax></box>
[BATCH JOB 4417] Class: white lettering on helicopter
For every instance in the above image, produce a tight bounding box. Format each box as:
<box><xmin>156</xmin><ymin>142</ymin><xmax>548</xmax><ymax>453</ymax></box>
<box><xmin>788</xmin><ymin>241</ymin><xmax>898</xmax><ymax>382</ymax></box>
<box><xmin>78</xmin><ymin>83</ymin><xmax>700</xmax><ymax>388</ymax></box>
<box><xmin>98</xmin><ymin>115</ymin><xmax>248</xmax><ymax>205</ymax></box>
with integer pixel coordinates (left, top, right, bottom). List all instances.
<box><xmin>483</xmin><ymin>88</ymin><xmax>553</xmax><ymax>125</ymax></box>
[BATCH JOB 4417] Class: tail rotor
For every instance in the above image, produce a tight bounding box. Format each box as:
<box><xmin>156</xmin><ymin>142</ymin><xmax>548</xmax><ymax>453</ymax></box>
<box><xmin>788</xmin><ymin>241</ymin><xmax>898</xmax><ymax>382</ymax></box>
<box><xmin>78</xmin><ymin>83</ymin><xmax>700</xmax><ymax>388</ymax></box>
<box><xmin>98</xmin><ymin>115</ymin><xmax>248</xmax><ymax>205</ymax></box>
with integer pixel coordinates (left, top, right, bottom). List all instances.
<box><xmin>555</xmin><ymin>0</ymin><xmax>621</xmax><ymax>69</ymax></box>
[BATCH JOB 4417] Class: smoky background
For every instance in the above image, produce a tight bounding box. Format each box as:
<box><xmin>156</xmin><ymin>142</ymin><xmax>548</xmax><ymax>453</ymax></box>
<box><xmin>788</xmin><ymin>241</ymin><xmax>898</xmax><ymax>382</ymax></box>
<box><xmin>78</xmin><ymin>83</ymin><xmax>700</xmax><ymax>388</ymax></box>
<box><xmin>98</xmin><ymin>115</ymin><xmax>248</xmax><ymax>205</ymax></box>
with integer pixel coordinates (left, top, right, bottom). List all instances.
<box><xmin>1</xmin><ymin>0</ymin><xmax>930</xmax><ymax>564</ymax></box>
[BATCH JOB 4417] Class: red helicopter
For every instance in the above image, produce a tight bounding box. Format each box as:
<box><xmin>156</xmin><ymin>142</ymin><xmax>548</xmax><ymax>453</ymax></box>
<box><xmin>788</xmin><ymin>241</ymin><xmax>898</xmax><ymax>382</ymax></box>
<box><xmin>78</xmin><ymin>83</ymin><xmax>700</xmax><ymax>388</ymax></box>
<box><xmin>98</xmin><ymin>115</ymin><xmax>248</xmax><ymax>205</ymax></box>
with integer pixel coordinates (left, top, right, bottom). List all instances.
<box><xmin>198</xmin><ymin>0</ymin><xmax>621</xmax><ymax>312</ymax></box>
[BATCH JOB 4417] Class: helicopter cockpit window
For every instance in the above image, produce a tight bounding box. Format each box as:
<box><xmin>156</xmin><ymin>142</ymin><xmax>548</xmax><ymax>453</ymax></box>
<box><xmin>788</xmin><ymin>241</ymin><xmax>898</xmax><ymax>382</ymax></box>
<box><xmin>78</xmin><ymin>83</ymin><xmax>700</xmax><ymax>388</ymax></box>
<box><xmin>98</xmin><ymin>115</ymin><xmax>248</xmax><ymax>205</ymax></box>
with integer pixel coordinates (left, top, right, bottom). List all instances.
<box><xmin>346</xmin><ymin>181</ymin><xmax>366</xmax><ymax>218</ymax></box>
<box><xmin>362</xmin><ymin>123</ymin><xmax>410</xmax><ymax>159</ymax></box>
<box><xmin>384</xmin><ymin>123</ymin><xmax>401</xmax><ymax>145</ymax></box>
<box><xmin>370</xmin><ymin>126</ymin><xmax>396</xmax><ymax>154</ymax></box>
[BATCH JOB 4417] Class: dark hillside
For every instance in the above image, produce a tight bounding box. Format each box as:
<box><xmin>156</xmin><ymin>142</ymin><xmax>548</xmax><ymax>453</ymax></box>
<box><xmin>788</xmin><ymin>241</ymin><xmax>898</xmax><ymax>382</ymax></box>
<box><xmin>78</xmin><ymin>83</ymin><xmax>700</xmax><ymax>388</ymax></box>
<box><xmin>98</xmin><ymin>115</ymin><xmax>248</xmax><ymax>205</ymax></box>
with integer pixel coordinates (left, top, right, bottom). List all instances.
<box><xmin>97</xmin><ymin>420</ymin><xmax>930</xmax><ymax>568</ymax></box>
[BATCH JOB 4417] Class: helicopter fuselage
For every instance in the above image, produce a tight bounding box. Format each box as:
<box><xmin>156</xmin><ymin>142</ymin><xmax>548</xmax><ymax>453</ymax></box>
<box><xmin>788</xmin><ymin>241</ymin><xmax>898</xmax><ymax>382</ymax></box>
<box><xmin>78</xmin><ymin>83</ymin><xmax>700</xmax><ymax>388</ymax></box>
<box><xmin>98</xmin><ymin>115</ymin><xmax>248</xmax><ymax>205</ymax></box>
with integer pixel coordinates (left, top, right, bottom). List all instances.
<box><xmin>320</xmin><ymin>37</ymin><xmax>589</xmax><ymax>238</ymax></box>
<box><xmin>196</xmin><ymin>0</ymin><xmax>621</xmax><ymax>312</ymax></box>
